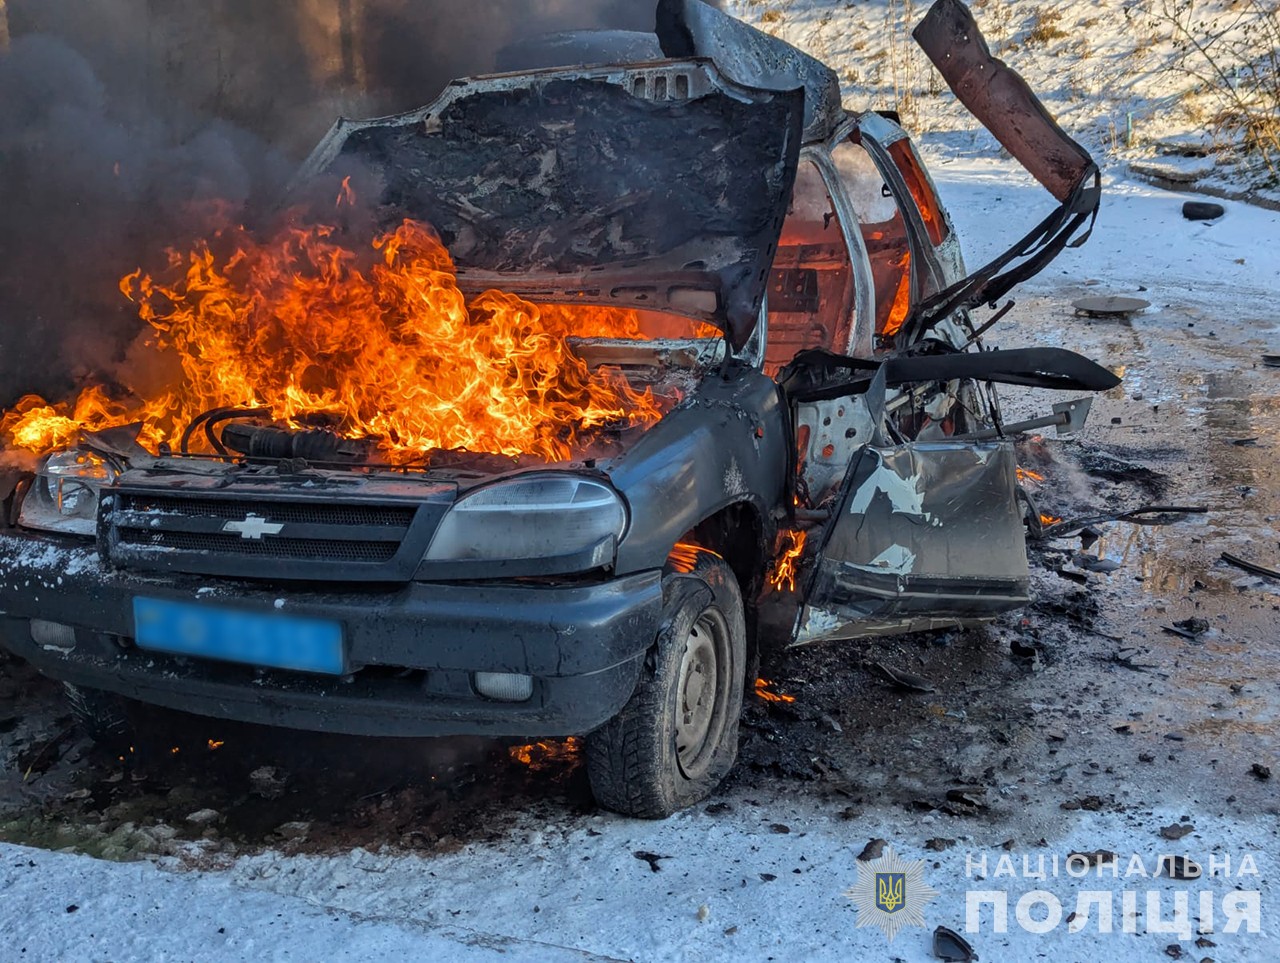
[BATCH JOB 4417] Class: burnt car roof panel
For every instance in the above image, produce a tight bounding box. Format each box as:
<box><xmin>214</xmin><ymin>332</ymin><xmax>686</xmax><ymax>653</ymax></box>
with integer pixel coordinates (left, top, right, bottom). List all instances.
<box><xmin>296</xmin><ymin>63</ymin><xmax>804</xmax><ymax>351</ymax></box>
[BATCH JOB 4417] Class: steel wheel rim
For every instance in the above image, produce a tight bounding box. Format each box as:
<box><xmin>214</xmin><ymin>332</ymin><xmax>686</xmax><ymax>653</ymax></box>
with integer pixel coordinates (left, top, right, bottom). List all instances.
<box><xmin>674</xmin><ymin>607</ymin><xmax>731</xmax><ymax>780</ymax></box>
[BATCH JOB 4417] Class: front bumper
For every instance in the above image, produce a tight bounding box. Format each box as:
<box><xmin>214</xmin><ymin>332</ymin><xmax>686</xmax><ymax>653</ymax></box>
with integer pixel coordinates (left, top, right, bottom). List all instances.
<box><xmin>0</xmin><ymin>532</ymin><xmax>661</xmax><ymax>737</ymax></box>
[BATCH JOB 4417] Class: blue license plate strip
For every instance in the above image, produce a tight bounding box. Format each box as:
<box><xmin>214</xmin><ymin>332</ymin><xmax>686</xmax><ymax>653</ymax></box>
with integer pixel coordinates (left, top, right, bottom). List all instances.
<box><xmin>132</xmin><ymin>597</ymin><xmax>344</xmax><ymax>675</ymax></box>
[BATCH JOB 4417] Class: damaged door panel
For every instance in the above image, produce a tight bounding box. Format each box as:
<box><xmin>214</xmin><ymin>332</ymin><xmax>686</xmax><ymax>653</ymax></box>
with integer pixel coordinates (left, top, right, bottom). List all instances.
<box><xmin>794</xmin><ymin>441</ymin><xmax>1028</xmax><ymax>645</ymax></box>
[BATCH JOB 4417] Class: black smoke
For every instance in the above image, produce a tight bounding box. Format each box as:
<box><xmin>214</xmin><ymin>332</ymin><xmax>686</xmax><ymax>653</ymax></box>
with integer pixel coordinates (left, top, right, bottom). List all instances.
<box><xmin>0</xmin><ymin>0</ymin><xmax>706</xmax><ymax>406</ymax></box>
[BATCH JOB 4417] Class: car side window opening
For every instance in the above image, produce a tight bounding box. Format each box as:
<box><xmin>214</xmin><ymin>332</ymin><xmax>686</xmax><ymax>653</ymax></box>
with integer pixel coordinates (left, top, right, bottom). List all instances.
<box><xmin>886</xmin><ymin>138</ymin><xmax>950</xmax><ymax>248</ymax></box>
<box><xmin>829</xmin><ymin>138</ymin><xmax>912</xmax><ymax>347</ymax></box>
<box><xmin>763</xmin><ymin>158</ymin><xmax>854</xmax><ymax>375</ymax></box>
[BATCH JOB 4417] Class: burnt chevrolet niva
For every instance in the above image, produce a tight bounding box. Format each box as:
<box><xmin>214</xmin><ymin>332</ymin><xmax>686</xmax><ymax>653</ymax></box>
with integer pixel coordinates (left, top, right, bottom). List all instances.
<box><xmin>0</xmin><ymin>0</ymin><xmax>1118</xmax><ymax>815</ymax></box>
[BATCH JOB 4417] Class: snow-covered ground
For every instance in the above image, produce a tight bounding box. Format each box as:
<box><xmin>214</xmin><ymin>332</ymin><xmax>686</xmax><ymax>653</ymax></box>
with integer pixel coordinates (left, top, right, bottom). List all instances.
<box><xmin>728</xmin><ymin>0</ymin><xmax>1280</xmax><ymax>200</ymax></box>
<box><xmin>2</xmin><ymin>803</ymin><xmax>1275</xmax><ymax>961</ymax></box>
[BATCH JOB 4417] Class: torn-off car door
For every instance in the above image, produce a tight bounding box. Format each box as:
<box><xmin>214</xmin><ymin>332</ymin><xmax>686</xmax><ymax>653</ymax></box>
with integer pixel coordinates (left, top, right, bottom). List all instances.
<box><xmin>793</xmin><ymin>437</ymin><xmax>1028</xmax><ymax>644</ymax></box>
<box><xmin>785</xmin><ymin>361</ymin><xmax>1028</xmax><ymax>645</ymax></box>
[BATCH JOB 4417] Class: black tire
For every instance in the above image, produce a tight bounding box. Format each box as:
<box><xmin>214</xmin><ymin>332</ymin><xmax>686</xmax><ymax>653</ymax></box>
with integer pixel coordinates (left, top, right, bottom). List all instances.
<box><xmin>62</xmin><ymin>683</ymin><xmax>134</xmax><ymax>751</ymax></box>
<box><xmin>586</xmin><ymin>553</ymin><xmax>747</xmax><ymax>817</ymax></box>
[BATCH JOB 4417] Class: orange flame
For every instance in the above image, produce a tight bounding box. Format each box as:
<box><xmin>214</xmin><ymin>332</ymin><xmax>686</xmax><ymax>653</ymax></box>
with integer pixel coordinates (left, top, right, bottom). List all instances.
<box><xmin>666</xmin><ymin>540</ymin><xmax>724</xmax><ymax>574</ymax></box>
<box><xmin>1017</xmin><ymin>466</ymin><xmax>1045</xmax><ymax>483</ymax></box>
<box><xmin>2</xmin><ymin>211</ymin><xmax>694</xmax><ymax>463</ymax></box>
<box><xmin>881</xmin><ymin>251</ymin><xmax>912</xmax><ymax>338</ymax></box>
<box><xmin>754</xmin><ymin>678</ymin><xmax>796</xmax><ymax>704</ymax></box>
<box><xmin>1040</xmin><ymin>513</ymin><xmax>1062</xmax><ymax>527</ymax></box>
<box><xmin>508</xmin><ymin>737</ymin><xmax>579</xmax><ymax>769</ymax></box>
<box><xmin>768</xmin><ymin>528</ymin><xmax>807</xmax><ymax>592</ymax></box>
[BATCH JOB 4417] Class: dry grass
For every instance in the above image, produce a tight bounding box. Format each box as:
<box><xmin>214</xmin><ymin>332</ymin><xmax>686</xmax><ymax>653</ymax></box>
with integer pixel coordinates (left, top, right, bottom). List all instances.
<box><xmin>1026</xmin><ymin>8</ymin><xmax>1070</xmax><ymax>46</ymax></box>
<box><xmin>1153</xmin><ymin>0</ymin><xmax>1280</xmax><ymax>184</ymax></box>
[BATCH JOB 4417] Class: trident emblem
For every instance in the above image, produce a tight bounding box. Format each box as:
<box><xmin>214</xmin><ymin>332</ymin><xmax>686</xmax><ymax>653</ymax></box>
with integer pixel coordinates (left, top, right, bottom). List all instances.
<box><xmin>875</xmin><ymin>872</ymin><xmax>905</xmax><ymax>913</ymax></box>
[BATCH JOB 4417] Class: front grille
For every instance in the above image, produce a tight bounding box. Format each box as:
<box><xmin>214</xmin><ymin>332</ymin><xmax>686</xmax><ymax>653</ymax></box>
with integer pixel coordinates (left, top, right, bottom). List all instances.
<box><xmin>122</xmin><ymin>494</ymin><xmax>416</xmax><ymax>529</ymax></box>
<box><xmin>102</xmin><ymin>487</ymin><xmax>443</xmax><ymax>581</ymax></box>
<box><xmin>120</xmin><ymin>529</ymin><xmax>400</xmax><ymax>562</ymax></box>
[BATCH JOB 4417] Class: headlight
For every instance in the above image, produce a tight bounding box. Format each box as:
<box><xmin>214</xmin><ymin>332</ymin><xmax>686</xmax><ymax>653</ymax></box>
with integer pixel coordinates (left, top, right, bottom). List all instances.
<box><xmin>424</xmin><ymin>474</ymin><xmax>627</xmax><ymax>562</ymax></box>
<box><xmin>18</xmin><ymin>449</ymin><xmax>118</xmax><ymax>537</ymax></box>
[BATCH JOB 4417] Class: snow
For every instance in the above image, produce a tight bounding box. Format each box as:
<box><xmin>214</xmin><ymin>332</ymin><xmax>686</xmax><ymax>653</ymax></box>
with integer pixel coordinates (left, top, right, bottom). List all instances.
<box><xmin>1</xmin><ymin>796</ymin><xmax>1275</xmax><ymax>961</ymax></box>
<box><xmin>921</xmin><ymin>145</ymin><xmax>1280</xmax><ymax>320</ymax></box>
<box><xmin>0</xmin><ymin>842</ymin><xmax>594</xmax><ymax>962</ymax></box>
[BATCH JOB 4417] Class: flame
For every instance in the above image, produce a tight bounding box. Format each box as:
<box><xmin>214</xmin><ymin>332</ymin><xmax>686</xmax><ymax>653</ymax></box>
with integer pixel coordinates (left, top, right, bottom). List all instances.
<box><xmin>2</xmin><ymin>210</ymin><xmax>690</xmax><ymax>463</ymax></box>
<box><xmin>508</xmin><ymin>737</ymin><xmax>579</xmax><ymax>769</ymax></box>
<box><xmin>666</xmin><ymin>540</ymin><xmax>723</xmax><ymax>574</ymax></box>
<box><xmin>754</xmin><ymin>678</ymin><xmax>796</xmax><ymax>704</ymax></box>
<box><xmin>1040</xmin><ymin>513</ymin><xmax>1062</xmax><ymax>527</ymax></box>
<box><xmin>1017</xmin><ymin>466</ymin><xmax>1045</xmax><ymax>483</ymax></box>
<box><xmin>207</xmin><ymin>739</ymin><xmax>224</xmax><ymax>750</ymax></box>
<box><xmin>881</xmin><ymin>251</ymin><xmax>912</xmax><ymax>338</ymax></box>
<box><xmin>768</xmin><ymin>528</ymin><xmax>807</xmax><ymax>592</ymax></box>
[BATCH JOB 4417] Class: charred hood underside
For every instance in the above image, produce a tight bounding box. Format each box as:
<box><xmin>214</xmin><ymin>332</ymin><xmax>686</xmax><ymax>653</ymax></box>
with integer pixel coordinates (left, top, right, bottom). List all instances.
<box><xmin>297</xmin><ymin>65</ymin><xmax>804</xmax><ymax>351</ymax></box>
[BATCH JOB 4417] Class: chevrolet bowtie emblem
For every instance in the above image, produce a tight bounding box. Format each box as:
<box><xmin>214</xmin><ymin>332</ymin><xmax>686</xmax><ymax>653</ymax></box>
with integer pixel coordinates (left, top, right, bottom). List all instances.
<box><xmin>221</xmin><ymin>514</ymin><xmax>285</xmax><ymax>540</ymax></box>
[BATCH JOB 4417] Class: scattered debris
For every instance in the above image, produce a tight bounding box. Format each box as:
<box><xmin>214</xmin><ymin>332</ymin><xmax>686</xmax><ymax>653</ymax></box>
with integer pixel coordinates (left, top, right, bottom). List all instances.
<box><xmin>1060</xmin><ymin>795</ymin><xmax>1109</xmax><ymax>811</ymax></box>
<box><xmin>1040</xmin><ymin>505</ymin><xmax>1207</xmax><ymax>540</ymax></box>
<box><xmin>1109</xmin><ymin>650</ymin><xmax>1158</xmax><ymax>673</ymax></box>
<box><xmin>868</xmin><ymin>662</ymin><xmax>936</xmax><ymax>694</ymax></box>
<box><xmin>1077</xmin><ymin>555</ymin><xmax>1121</xmax><ymax>574</ymax></box>
<box><xmin>1009</xmin><ymin>637</ymin><xmax>1041</xmax><ymax>660</ymax></box>
<box><xmin>633</xmin><ymin>851</ymin><xmax>670</xmax><ymax>873</ymax></box>
<box><xmin>925</xmin><ymin>837</ymin><xmax>957</xmax><ymax>852</ymax></box>
<box><xmin>856</xmin><ymin>839</ymin><xmax>887</xmax><ymax>862</ymax></box>
<box><xmin>1220</xmin><ymin>552</ymin><xmax>1280</xmax><ymax>581</ymax></box>
<box><xmin>1159</xmin><ymin>822</ymin><xmax>1195</xmax><ymax>841</ymax></box>
<box><xmin>186</xmin><ymin>808</ymin><xmax>220</xmax><ymax>826</ymax></box>
<box><xmin>248</xmin><ymin>766</ymin><xmax>288</xmax><ymax>800</ymax></box>
<box><xmin>1181</xmin><ymin>200</ymin><xmax>1225</xmax><ymax>221</ymax></box>
<box><xmin>1163</xmin><ymin>618</ymin><xmax>1210</xmax><ymax>641</ymax></box>
<box><xmin>1156</xmin><ymin>855</ymin><xmax>1202</xmax><ymax>880</ymax></box>
<box><xmin>933</xmin><ymin>924</ymin><xmax>979</xmax><ymax>961</ymax></box>
<box><xmin>1163</xmin><ymin>943</ymin><xmax>1184</xmax><ymax>960</ymax></box>
<box><xmin>1072</xmin><ymin>295</ymin><xmax>1151</xmax><ymax>318</ymax></box>
<box><xmin>1068</xmin><ymin>849</ymin><xmax>1117</xmax><ymax>868</ymax></box>
<box><xmin>1262</xmin><ymin>354</ymin><xmax>1280</xmax><ymax>369</ymax></box>
<box><xmin>696</xmin><ymin>904</ymin><xmax>710</xmax><ymax>922</ymax></box>
<box><xmin>1250</xmin><ymin>763</ymin><xmax>1272</xmax><ymax>781</ymax></box>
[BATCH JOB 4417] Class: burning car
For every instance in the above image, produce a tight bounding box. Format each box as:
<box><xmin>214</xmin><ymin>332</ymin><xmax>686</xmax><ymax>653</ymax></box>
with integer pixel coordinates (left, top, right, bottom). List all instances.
<box><xmin>0</xmin><ymin>0</ymin><xmax>1118</xmax><ymax>816</ymax></box>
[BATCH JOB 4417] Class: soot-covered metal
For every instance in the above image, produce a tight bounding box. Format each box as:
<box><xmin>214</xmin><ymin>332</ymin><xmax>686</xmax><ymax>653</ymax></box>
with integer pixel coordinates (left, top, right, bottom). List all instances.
<box><xmin>301</xmin><ymin>68</ymin><xmax>804</xmax><ymax>348</ymax></box>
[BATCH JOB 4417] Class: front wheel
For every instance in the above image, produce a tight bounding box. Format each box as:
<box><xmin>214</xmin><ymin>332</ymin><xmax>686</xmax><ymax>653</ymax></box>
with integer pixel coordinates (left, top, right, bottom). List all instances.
<box><xmin>586</xmin><ymin>553</ymin><xmax>746</xmax><ymax>817</ymax></box>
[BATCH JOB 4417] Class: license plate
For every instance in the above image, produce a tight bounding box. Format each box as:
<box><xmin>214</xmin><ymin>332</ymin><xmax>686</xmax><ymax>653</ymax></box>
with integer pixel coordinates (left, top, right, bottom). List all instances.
<box><xmin>133</xmin><ymin>597</ymin><xmax>344</xmax><ymax>675</ymax></box>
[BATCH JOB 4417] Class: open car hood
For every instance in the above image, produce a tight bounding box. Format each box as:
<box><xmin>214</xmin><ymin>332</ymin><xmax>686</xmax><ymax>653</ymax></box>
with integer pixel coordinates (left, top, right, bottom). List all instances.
<box><xmin>295</xmin><ymin>62</ymin><xmax>803</xmax><ymax>351</ymax></box>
